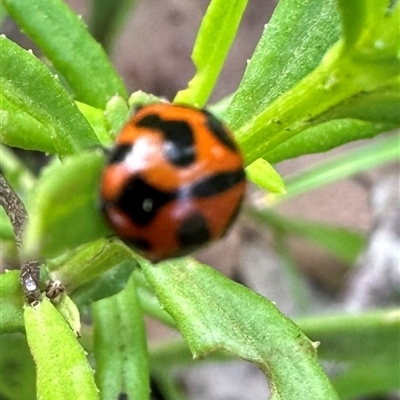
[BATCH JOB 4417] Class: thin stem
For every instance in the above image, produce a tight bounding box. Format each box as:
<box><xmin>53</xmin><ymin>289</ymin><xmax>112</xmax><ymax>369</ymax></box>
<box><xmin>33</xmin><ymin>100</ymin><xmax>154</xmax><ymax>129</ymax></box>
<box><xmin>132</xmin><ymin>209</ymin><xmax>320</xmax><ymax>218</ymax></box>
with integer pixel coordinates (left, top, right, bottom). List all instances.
<box><xmin>0</xmin><ymin>173</ymin><xmax>42</xmax><ymax>303</ymax></box>
<box><xmin>0</xmin><ymin>173</ymin><xmax>28</xmax><ymax>249</ymax></box>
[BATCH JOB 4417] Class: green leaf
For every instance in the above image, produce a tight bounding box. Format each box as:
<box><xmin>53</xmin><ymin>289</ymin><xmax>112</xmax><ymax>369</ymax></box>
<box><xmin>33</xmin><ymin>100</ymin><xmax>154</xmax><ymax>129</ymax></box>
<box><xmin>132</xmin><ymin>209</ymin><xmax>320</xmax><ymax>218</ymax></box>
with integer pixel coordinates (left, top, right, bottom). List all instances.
<box><xmin>0</xmin><ymin>37</ymin><xmax>98</xmax><ymax>156</ymax></box>
<box><xmin>338</xmin><ymin>0</ymin><xmax>399</xmax><ymax>57</ymax></box>
<box><xmin>250</xmin><ymin>210</ymin><xmax>366</xmax><ymax>264</ymax></box>
<box><xmin>88</xmin><ymin>0</ymin><xmax>138</xmax><ymax>52</ymax></box>
<box><xmin>174</xmin><ymin>0</ymin><xmax>249</xmax><ymax>107</ymax></box>
<box><xmin>22</xmin><ymin>152</ymin><xmax>110</xmax><ymax>260</ymax></box>
<box><xmin>3</xmin><ymin>0</ymin><xmax>127</xmax><ymax>108</ymax></box>
<box><xmin>105</xmin><ymin>94</ymin><xmax>131</xmax><ymax>138</ymax></box>
<box><xmin>93</xmin><ymin>273</ymin><xmax>150</xmax><ymax>400</ymax></box>
<box><xmin>316</xmin><ymin>81</ymin><xmax>400</xmax><ymax>126</ymax></box>
<box><xmin>0</xmin><ymin>270</ymin><xmax>24</xmax><ymax>333</ymax></box>
<box><xmin>245</xmin><ymin>159</ymin><xmax>286</xmax><ymax>193</ymax></box>
<box><xmin>279</xmin><ymin>133</ymin><xmax>400</xmax><ymax>200</ymax></box>
<box><xmin>53</xmin><ymin>293</ymin><xmax>82</xmax><ymax>337</ymax></box>
<box><xmin>134</xmin><ymin>269</ymin><xmax>176</xmax><ymax>328</ymax></box>
<box><xmin>265</xmin><ymin>119</ymin><xmax>395</xmax><ymax>163</ymax></box>
<box><xmin>0</xmin><ymin>92</ymin><xmax>54</xmax><ymax>154</ymax></box>
<box><xmin>142</xmin><ymin>259</ymin><xmax>339</xmax><ymax>400</ymax></box>
<box><xmin>72</xmin><ymin>260</ymin><xmax>137</xmax><ymax>309</ymax></box>
<box><xmin>76</xmin><ymin>94</ymin><xmax>131</xmax><ymax>145</ymax></box>
<box><xmin>226</xmin><ymin>0</ymin><xmax>399</xmax><ymax>166</ymax></box>
<box><xmin>298</xmin><ymin>309</ymin><xmax>400</xmax><ymax>398</ymax></box>
<box><xmin>0</xmin><ymin>207</ymin><xmax>14</xmax><ymax>241</ymax></box>
<box><xmin>75</xmin><ymin>102</ymin><xmax>112</xmax><ymax>146</ymax></box>
<box><xmin>0</xmin><ymin>333</ymin><xmax>36</xmax><ymax>400</ymax></box>
<box><xmin>46</xmin><ymin>238</ymin><xmax>132</xmax><ymax>292</ymax></box>
<box><xmin>0</xmin><ymin>145</ymin><xmax>35</xmax><ymax>196</ymax></box>
<box><xmin>225</xmin><ymin>0</ymin><xmax>341</xmax><ymax>132</ymax></box>
<box><xmin>24</xmin><ymin>298</ymin><xmax>99</xmax><ymax>400</ymax></box>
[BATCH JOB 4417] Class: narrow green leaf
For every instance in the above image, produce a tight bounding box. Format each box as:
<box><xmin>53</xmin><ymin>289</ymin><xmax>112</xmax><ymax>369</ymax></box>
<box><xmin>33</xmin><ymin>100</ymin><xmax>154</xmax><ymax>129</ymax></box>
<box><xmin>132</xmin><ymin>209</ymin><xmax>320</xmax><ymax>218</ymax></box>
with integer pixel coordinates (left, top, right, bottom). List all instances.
<box><xmin>134</xmin><ymin>269</ymin><xmax>176</xmax><ymax>328</ymax></box>
<box><xmin>225</xmin><ymin>0</ymin><xmax>341</xmax><ymax>131</ymax></box>
<box><xmin>273</xmin><ymin>231</ymin><xmax>311</xmax><ymax>314</ymax></box>
<box><xmin>245</xmin><ymin>159</ymin><xmax>286</xmax><ymax>193</ymax></box>
<box><xmin>0</xmin><ymin>145</ymin><xmax>35</xmax><ymax>196</ymax></box>
<box><xmin>0</xmin><ymin>37</ymin><xmax>98</xmax><ymax>156</ymax></box>
<box><xmin>265</xmin><ymin>119</ymin><xmax>395</xmax><ymax>163</ymax></box>
<box><xmin>0</xmin><ymin>333</ymin><xmax>36</xmax><ymax>400</ymax></box>
<box><xmin>298</xmin><ymin>309</ymin><xmax>400</xmax><ymax>398</ymax></box>
<box><xmin>24</xmin><ymin>298</ymin><xmax>99</xmax><ymax>400</ymax></box>
<box><xmin>22</xmin><ymin>152</ymin><xmax>109</xmax><ymax>260</ymax></box>
<box><xmin>280</xmin><ymin>133</ymin><xmax>400</xmax><ymax>200</ymax></box>
<box><xmin>0</xmin><ymin>92</ymin><xmax>55</xmax><ymax>154</ymax></box>
<box><xmin>174</xmin><ymin>0</ymin><xmax>249</xmax><ymax>107</ymax></box>
<box><xmin>53</xmin><ymin>293</ymin><xmax>82</xmax><ymax>337</ymax></box>
<box><xmin>93</xmin><ymin>273</ymin><xmax>150</xmax><ymax>400</ymax></box>
<box><xmin>250</xmin><ymin>210</ymin><xmax>366</xmax><ymax>264</ymax></box>
<box><xmin>75</xmin><ymin>102</ymin><xmax>112</xmax><ymax>146</ymax></box>
<box><xmin>106</xmin><ymin>94</ymin><xmax>131</xmax><ymax>138</ymax></box>
<box><xmin>46</xmin><ymin>238</ymin><xmax>132</xmax><ymax>292</ymax></box>
<box><xmin>3</xmin><ymin>0</ymin><xmax>127</xmax><ymax>108</ymax></box>
<box><xmin>337</xmin><ymin>0</ymin><xmax>370</xmax><ymax>49</ymax></box>
<box><xmin>338</xmin><ymin>0</ymin><xmax>399</xmax><ymax>56</ymax></box>
<box><xmin>0</xmin><ymin>270</ymin><xmax>24</xmax><ymax>333</ymax></box>
<box><xmin>316</xmin><ymin>83</ymin><xmax>400</xmax><ymax>125</ymax></box>
<box><xmin>0</xmin><ymin>207</ymin><xmax>14</xmax><ymax>241</ymax></box>
<box><xmin>72</xmin><ymin>260</ymin><xmax>137</xmax><ymax>309</ymax></box>
<box><xmin>142</xmin><ymin>259</ymin><xmax>339</xmax><ymax>400</ymax></box>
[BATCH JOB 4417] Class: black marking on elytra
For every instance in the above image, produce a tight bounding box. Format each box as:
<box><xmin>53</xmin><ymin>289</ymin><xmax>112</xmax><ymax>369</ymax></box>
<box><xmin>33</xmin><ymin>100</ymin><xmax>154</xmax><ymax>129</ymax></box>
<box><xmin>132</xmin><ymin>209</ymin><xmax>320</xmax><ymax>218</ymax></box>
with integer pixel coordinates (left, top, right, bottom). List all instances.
<box><xmin>177</xmin><ymin>212</ymin><xmax>211</xmax><ymax>247</ymax></box>
<box><xmin>118</xmin><ymin>393</ymin><xmax>128</xmax><ymax>400</ymax></box>
<box><xmin>125</xmin><ymin>236</ymin><xmax>152</xmax><ymax>251</ymax></box>
<box><xmin>116</xmin><ymin>175</ymin><xmax>174</xmax><ymax>226</ymax></box>
<box><xmin>108</xmin><ymin>144</ymin><xmax>132</xmax><ymax>164</ymax></box>
<box><xmin>136</xmin><ymin>114</ymin><xmax>195</xmax><ymax>167</ymax></box>
<box><xmin>203</xmin><ymin>110</ymin><xmax>237</xmax><ymax>152</ymax></box>
<box><xmin>186</xmin><ymin>169</ymin><xmax>245</xmax><ymax>198</ymax></box>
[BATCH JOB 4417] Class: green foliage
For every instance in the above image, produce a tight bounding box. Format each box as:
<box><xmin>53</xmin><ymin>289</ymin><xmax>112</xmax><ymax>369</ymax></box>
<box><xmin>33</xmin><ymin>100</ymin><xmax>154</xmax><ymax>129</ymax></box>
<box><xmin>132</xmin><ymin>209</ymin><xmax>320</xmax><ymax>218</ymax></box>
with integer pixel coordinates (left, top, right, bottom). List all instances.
<box><xmin>21</xmin><ymin>153</ymin><xmax>109</xmax><ymax>260</ymax></box>
<box><xmin>174</xmin><ymin>0</ymin><xmax>249</xmax><ymax>108</ymax></box>
<box><xmin>92</xmin><ymin>273</ymin><xmax>149</xmax><ymax>399</ymax></box>
<box><xmin>2</xmin><ymin>0</ymin><xmax>127</xmax><ymax>108</ymax></box>
<box><xmin>142</xmin><ymin>259</ymin><xmax>339</xmax><ymax>400</ymax></box>
<box><xmin>24</xmin><ymin>298</ymin><xmax>99</xmax><ymax>400</ymax></box>
<box><xmin>0</xmin><ymin>0</ymin><xmax>399</xmax><ymax>399</ymax></box>
<box><xmin>0</xmin><ymin>333</ymin><xmax>36</xmax><ymax>400</ymax></box>
<box><xmin>299</xmin><ymin>309</ymin><xmax>400</xmax><ymax>398</ymax></box>
<box><xmin>0</xmin><ymin>37</ymin><xmax>98</xmax><ymax>156</ymax></box>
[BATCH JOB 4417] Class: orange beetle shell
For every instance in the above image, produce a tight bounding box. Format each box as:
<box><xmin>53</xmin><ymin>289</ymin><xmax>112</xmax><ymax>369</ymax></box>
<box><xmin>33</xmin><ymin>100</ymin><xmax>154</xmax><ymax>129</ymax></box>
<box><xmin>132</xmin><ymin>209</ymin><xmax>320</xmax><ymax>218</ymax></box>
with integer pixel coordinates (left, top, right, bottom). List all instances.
<box><xmin>100</xmin><ymin>103</ymin><xmax>246</xmax><ymax>262</ymax></box>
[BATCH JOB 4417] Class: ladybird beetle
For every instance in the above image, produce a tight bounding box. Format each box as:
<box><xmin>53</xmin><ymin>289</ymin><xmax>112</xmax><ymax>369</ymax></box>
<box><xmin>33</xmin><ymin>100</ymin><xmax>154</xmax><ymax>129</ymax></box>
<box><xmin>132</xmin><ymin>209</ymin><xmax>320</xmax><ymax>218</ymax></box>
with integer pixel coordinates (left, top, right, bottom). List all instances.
<box><xmin>100</xmin><ymin>103</ymin><xmax>246</xmax><ymax>262</ymax></box>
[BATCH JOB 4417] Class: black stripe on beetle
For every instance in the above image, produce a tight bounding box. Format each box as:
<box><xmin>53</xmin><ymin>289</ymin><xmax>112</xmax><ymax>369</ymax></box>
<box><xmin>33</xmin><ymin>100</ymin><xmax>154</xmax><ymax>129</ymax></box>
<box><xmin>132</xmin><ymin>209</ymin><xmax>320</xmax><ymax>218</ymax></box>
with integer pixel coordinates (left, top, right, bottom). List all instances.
<box><xmin>186</xmin><ymin>169</ymin><xmax>245</xmax><ymax>198</ymax></box>
<box><xmin>136</xmin><ymin>114</ymin><xmax>196</xmax><ymax>167</ymax></box>
<box><xmin>108</xmin><ymin>144</ymin><xmax>132</xmax><ymax>164</ymax></box>
<box><xmin>113</xmin><ymin>170</ymin><xmax>244</xmax><ymax>228</ymax></box>
<box><xmin>202</xmin><ymin>110</ymin><xmax>238</xmax><ymax>152</ymax></box>
<box><xmin>177</xmin><ymin>212</ymin><xmax>211</xmax><ymax>247</ymax></box>
<box><xmin>115</xmin><ymin>175</ymin><xmax>174</xmax><ymax>227</ymax></box>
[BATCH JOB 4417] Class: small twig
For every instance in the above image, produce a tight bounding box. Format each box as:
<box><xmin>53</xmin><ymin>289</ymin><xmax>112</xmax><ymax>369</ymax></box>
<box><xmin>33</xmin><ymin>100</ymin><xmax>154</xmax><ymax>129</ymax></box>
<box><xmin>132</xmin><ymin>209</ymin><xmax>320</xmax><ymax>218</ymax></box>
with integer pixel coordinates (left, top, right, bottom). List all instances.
<box><xmin>0</xmin><ymin>174</ymin><xmax>28</xmax><ymax>249</ymax></box>
<box><xmin>0</xmin><ymin>173</ymin><xmax>43</xmax><ymax>304</ymax></box>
